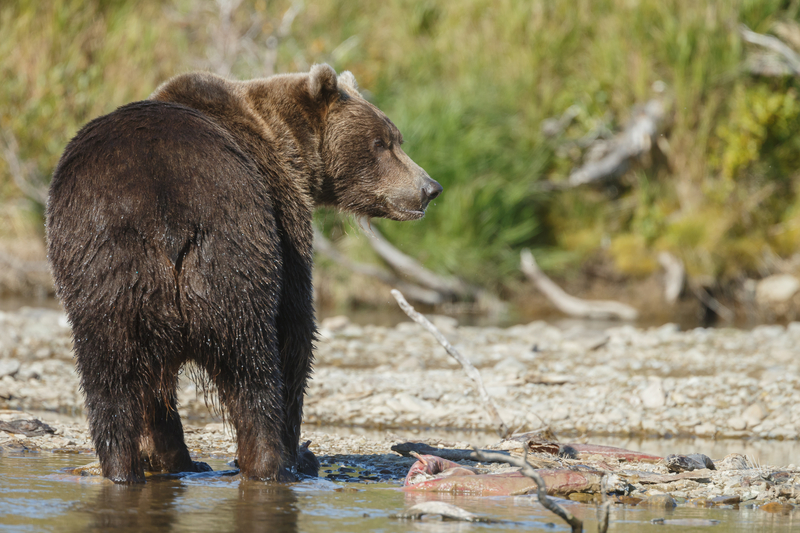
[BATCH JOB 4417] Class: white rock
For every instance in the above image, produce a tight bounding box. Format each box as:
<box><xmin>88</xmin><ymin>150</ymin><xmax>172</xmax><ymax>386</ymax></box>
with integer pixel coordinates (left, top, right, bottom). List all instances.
<box><xmin>756</xmin><ymin>274</ymin><xmax>800</xmax><ymax>304</ymax></box>
<box><xmin>742</xmin><ymin>403</ymin><xmax>765</xmax><ymax>428</ymax></box>
<box><xmin>694</xmin><ymin>422</ymin><xmax>717</xmax><ymax>436</ymax></box>
<box><xmin>0</xmin><ymin>358</ymin><xmax>20</xmax><ymax>378</ymax></box>
<box><xmin>640</xmin><ymin>379</ymin><xmax>666</xmax><ymax>409</ymax></box>
<box><xmin>728</xmin><ymin>416</ymin><xmax>747</xmax><ymax>431</ymax></box>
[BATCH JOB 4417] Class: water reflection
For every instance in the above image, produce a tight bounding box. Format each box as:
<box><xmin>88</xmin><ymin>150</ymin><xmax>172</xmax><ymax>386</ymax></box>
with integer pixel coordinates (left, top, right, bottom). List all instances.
<box><xmin>236</xmin><ymin>481</ymin><xmax>299</xmax><ymax>533</ymax></box>
<box><xmin>85</xmin><ymin>481</ymin><xmax>188</xmax><ymax>531</ymax></box>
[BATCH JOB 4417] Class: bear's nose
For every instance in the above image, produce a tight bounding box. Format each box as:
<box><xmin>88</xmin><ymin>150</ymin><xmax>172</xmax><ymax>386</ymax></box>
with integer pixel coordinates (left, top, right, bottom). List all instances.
<box><xmin>422</xmin><ymin>179</ymin><xmax>443</xmax><ymax>202</ymax></box>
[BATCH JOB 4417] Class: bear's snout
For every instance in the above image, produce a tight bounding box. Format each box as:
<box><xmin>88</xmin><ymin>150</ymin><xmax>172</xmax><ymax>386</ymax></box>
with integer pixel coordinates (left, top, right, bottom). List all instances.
<box><xmin>421</xmin><ymin>178</ymin><xmax>443</xmax><ymax>205</ymax></box>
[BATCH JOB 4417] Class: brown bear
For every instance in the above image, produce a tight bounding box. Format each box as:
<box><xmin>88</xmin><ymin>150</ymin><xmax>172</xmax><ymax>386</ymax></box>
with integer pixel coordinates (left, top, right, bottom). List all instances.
<box><xmin>46</xmin><ymin>64</ymin><xmax>441</xmax><ymax>483</ymax></box>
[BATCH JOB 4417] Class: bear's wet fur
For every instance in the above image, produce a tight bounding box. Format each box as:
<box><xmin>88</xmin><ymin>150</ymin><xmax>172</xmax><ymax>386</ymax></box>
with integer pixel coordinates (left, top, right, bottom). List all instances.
<box><xmin>46</xmin><ymin>64</ymin><xmax>441</xmax><ymax>483</ymax></box>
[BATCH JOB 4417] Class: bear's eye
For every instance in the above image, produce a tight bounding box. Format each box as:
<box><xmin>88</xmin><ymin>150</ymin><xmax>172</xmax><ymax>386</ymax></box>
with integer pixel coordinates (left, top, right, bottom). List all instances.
<box><xmin>373</xmin><ymin>138</ymin><xmax>387</xmax><ymax>150</ymax></box>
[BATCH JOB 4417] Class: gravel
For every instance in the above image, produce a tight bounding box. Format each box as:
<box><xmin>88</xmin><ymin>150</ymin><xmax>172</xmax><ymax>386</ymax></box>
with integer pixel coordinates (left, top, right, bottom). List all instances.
<box><xmin>1</xmin><ymin>307</ymin><xmax>799</xmax><ymax>443</ymax></box>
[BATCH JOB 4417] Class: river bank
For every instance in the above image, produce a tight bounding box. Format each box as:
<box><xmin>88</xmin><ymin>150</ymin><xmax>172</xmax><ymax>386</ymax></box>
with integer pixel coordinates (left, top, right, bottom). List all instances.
<box><xmin>1</xmin><ymin>307</ymin><xmax>798</xmax><ymax>441</ymax></box>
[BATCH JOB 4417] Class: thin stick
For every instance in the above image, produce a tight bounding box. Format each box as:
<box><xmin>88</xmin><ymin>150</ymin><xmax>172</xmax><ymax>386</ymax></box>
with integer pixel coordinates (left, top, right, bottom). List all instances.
<box><xmin>472</xmin><ymin>448</ymin><xmax>583</xmax><ymax>533</ymax></box>
<box><xmin>390</xmin><ymin>289</ymin><xmax>510</xmax><ymax>438</ymax></box>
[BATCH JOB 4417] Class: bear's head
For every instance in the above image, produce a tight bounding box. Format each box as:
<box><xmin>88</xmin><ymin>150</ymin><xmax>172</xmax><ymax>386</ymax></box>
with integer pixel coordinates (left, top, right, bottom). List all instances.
<box><xmin>309</xmin><ymin>64</ymin><xmax>442</xmax><ymax>221</ymax></box>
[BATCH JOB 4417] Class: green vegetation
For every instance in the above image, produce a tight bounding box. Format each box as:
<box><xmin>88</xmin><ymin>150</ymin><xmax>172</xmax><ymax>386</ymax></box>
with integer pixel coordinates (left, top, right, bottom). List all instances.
<box><xmin>2</xmin><ymin>0</ymin><xmax>799</xmax><ymax>293</ymax></box>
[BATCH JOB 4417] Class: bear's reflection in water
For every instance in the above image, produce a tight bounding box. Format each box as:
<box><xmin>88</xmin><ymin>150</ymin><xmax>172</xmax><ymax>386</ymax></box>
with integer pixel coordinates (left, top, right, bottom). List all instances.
<box><xmin>83</xmin><ymin>477</ymin><xmax>299</xmax><ymax>532</ymax></box>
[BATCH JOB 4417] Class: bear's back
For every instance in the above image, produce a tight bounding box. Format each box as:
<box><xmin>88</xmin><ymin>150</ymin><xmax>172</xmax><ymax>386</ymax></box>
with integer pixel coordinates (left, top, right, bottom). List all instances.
<box><xmin>48</xmin><ymin>100</ymin><xmax>276</xmax><ymax>277</ymax></box>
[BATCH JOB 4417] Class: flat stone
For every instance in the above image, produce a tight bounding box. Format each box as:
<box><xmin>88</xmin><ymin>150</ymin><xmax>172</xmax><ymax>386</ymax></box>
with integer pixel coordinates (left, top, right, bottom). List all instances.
<box><xmin>639</xmin><ymin>494</ymin><xmax>677</xmax><ymax>509</ymax></box>
<box><xmin>711</xmin><ymin>495</ymin><xmax>741</xmax><ymax>506</ymax></box>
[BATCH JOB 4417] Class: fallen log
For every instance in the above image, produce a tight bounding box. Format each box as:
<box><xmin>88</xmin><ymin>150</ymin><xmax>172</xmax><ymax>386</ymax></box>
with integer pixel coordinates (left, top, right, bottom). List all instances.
<box><xmin>520</xmin><ymin>249</ymin><xmax>638</xmax><ymax>321</ymax></box>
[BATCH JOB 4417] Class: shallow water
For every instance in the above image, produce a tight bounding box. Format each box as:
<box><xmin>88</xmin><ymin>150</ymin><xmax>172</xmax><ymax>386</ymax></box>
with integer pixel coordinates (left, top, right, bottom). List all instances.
<box><xmin>1</xmin><ymin>453</ymin><xmax>798</xmax><ymax>532</ymax></box>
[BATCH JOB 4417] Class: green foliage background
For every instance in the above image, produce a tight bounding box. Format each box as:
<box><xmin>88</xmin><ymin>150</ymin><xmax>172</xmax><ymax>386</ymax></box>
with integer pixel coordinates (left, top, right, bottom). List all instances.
<box><xmin>2</xmin><ymin>0</ymin><xmax>800</xmax><ymax>292</ymax></box>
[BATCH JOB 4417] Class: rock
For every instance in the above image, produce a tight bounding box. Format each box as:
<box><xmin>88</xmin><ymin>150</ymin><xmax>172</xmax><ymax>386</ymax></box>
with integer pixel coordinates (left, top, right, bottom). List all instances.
<box><xmin>756</xmin><ymin>274</ymin><xmax>800</xmax><ymax>304</ymax></box>
<box><xmin>711</xmin><ymin>495</ymin><xmax>741</xmax><ymax>506</ymax></box>
<box><xmin>640</xmin><ymin>379</ymin><xmax>666</xmax><ymax>409</ymax></box>
<box><xmin>666</xmin><ymin>453</ymin><xmax>715</xmax><ymax>473</ymax></box>
<box><xmin>0</xmin><ymin>359</ymin><xmax>20</xmax><ymax>378</ymax></box>
<box><xmin>320</xmin><ymin>315</ymin><xmax>350</xmax><ymax>332</ymax></box>
<box><xmin>639</xmin><ymin>494</ymin><xmax>677</xmax><ymax>509</ymax></box>
<box><xmin>742</xmin><ymin>403</ymin><xmax>766</xmax><ymax>428</ymax></box>
<box><xmin>694</xmin><ymin>423</ymin><xmax>717</xmax><ymax>437</ymax></box>
<box><xmin>728</xmin><ymin>416</ymin><xmax>747</xmax><ymax>431</ymax></box>
<box><xmin>394</xmin><ymin>501</ymin><xmax>483</xmax><ymax>522</ymax></box>
<box><xmin>715</xmin><ymin>453</ymin><xmax>751</xmax><ymax>471</ymax></box>
<box><xmin>760</xmin><ymin>501</ymin><xmax>794</xmax><ymax>513</ymax></box>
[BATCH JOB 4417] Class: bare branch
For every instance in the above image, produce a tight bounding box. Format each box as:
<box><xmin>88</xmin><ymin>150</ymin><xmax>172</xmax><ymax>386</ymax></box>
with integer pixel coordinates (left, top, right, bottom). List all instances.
<box><xmin>740</xmin><ymin>24</ymin><xmax>800</xmax><ymax>75</ymax></box>
<box><xmin>313</xmin><ymin>228</ymin><xmax>443</xmax><ymax>305</ymax></box>
<box><xmin>1</xmin><ymin>128</ymin><xmax>48</xmax><ymax>206</ymax></box>
<box><xmin>357</xmin><ymin>217</ymin><xmax>469</xmax><ymax>299</ymax></box>
<box><xmin>657</xmin><ymin>251</ymin><xmax>685</xmax><ymax>304</ymax></box>
<box><xmin>391</xmin><ymin>289</ymin><xmax>510</xmax><ymax>438</ymax></box>
<box><xmin>568</xmin><ymin>99</ymin><xmax>664</xmax><ymax>187</ymax></box>
<box><xmin>520</xmin><ymin>249</ymin><xmax>638</xmax><ymax>321</ymax></box>
<box><xmin>472</xmin><ymin>448</ymin><xmax>583</xmax><ymax>533</ymax></box>
<box><xmin>689</xmin><ymin>283</ymin><xmax>734</xmax><ymax>323</ymax></box>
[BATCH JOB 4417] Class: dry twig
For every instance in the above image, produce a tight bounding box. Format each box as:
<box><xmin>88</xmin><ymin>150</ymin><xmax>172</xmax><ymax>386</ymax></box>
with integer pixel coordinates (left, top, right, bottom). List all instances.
<box><xmin>520</xmin><ymin>249</ymin><xmax>638</xmax><ymax>321</ymax></box>
<box><xmin>391</xmin><ymin>289</ymin><xmax>510</xmax><ymax>438</ymax></box>
<box><xmin>472</xmin><ymin>448</ymin><xmax>583</xmax><ymax>533</ymax></box>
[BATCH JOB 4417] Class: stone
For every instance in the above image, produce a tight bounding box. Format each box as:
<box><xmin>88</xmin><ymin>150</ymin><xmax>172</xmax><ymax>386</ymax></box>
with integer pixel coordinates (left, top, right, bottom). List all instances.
<box><xmin>742</xmin><ymin>403</ymin><xmax>766</xmax><ymax>428</ymax></box>
<box><xmin>756</xmin><ymin>274</ymin><xmax>800</xmax><ymax>304</ymax></box>
<box><xmin>728</xmin><ymin>416</ymin><xmax>747</xmax><ymax>431</ymax></box>
<box><xmin>0</xmin><ymin>359</ymin><xmax>21</xmax><ymax>378</ymax></box>
<box><xmin>694</xmin><ymin>422</ymin><xmax>717</xmax><ymax>437</ymax></box>
<box><xmin>639</xmin><ymin>494</ymin><xmax>677</xmax><ymax>509</ymax></box>
<box><xmin>640</xmin><ymin>379</ymin><xmax>666</xmax><ymax>409</ymax></box>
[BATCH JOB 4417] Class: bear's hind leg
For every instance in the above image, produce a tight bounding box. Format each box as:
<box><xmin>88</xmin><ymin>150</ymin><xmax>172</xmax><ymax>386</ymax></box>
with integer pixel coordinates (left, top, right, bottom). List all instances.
<box><xmin>141</xmin><ymin>381</ymin><xmax>210</xmax><ymax>474</ymax></box>
<box><xmin>210</xmin><ymin>369</ymin><xmax>292</xmax><ymax>481</ymax></box>
<box><xmin>80</xmin><ymin>368</ymin><xmax>148</xmax><ymax>483</ymax></box>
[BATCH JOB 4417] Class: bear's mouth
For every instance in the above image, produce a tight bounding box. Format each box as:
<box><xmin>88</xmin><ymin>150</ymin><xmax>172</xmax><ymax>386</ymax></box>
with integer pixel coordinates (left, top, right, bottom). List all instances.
<box><xmin>386</xmin><ymin>200</ymin><xmax>426</xmax><ymax>221</ymax></box>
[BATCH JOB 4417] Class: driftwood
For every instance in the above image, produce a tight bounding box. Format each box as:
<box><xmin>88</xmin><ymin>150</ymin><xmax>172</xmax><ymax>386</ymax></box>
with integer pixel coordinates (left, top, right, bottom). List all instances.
<box><xmin>657</xmin><ymin>251</ymin><xmax>685</xmax><ymax>304</ymax></box>
<box><xmin>391</xmin><ymin>442</ymin><xmax>563</xmax><ymax>469</ymax></box>
<box><xmin>391</xmin><ymin>289</ymin><xmax>510</xmax><ymax>438</ymax></box>
<box><xmin>472</xmin><ymin>448</ymin><xmax>583</xmax><ymax>533</ymax></box>
<box><xmin>313</xmin><ymin>228</ymin><xmax>444</xmax><ymax>305</ymax></box>
<box><xmin>356</xmin><ymin>217</ymin><xmax>472</xmax><ymax>300</ymax></box>
<box><xmin>520</xmin><ymin>249</ymin><xmax>638</xmax><ymax>321</ymax></box>
<box><xmin>393</xmin><ymin>501</ymin><xmax>489</xmax><ymax>522</ymax></box>
<box><xmin>567</xmin><ymin>99</ymin><xmax>665</xmax><ymax>187</ymax></box>
<box><xmin>740</xmin><ymin>24</ymin><xmax>800</xmax><ymax>76</ymax></box>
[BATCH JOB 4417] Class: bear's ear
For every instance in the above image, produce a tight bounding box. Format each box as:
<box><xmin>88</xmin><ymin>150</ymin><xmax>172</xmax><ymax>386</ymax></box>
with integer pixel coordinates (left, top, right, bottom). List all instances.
<box><xmin>308</xmin><ymin>64</ymin><xmax>339</xmax><ymax>101</ymax></box>
<box><xmin>337</xmin><ymin>71</ymin><xmax>358</xmax><ymax>92</ymax></box>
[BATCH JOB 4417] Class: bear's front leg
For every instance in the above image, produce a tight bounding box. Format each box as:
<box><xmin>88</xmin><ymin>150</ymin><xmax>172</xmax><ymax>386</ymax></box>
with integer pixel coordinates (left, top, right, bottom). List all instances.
<box><xmin>276</xmin><ymin>242</ymin><xmax>318</xmax><ymax>477</ymax></box>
